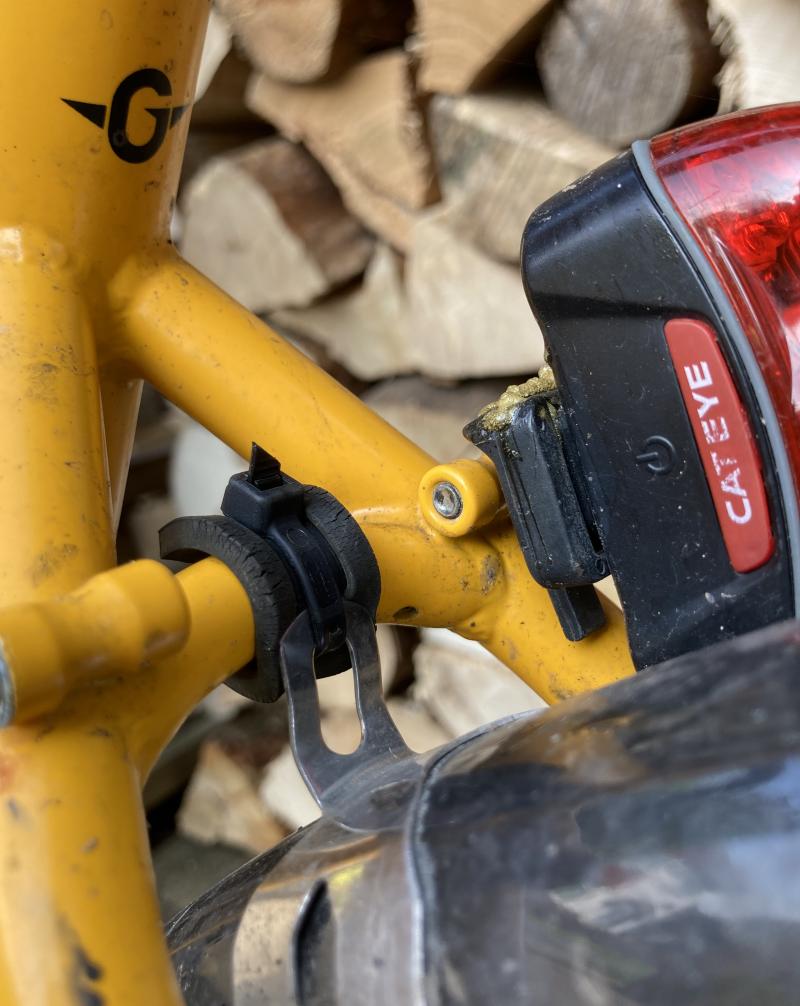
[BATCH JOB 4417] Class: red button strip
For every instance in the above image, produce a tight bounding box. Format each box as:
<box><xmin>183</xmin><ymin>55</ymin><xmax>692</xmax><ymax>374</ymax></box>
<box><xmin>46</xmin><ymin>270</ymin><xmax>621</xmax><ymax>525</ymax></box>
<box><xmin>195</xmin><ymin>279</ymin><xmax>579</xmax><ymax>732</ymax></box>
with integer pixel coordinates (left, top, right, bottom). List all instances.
<box><xmin>665</xmin><ymin>317</ymin><xmax>774</xmax><ymax>573</ymax></box>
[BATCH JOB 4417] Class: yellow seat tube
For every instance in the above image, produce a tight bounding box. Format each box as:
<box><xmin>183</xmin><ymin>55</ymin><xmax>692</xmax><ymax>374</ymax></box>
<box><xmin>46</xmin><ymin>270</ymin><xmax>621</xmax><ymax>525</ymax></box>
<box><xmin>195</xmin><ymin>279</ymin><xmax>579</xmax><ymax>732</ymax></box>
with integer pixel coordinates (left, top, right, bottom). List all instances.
<box><xmin>0</xmin><ymin>3</ymin><xmax>213</xmax><ymax>1004</ymax></box>
<box><xmin>0</xmin><ymin>229</ymin><xmax>114</xmax><ymax>604</ymax></box>
<box><xmin>0</xmin><ymin>0</ymin><xmax>208</xmax><ymax>531</ymax></box>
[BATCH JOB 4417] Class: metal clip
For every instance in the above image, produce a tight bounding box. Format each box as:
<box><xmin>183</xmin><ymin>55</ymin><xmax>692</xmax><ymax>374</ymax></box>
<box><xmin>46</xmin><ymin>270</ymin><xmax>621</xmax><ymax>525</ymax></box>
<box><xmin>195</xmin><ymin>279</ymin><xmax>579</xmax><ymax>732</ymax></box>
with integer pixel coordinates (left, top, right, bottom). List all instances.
<box><xmin>280</xmin><ymin>601</ymin><xmax>417</xmax><ymax>829</ymax></box>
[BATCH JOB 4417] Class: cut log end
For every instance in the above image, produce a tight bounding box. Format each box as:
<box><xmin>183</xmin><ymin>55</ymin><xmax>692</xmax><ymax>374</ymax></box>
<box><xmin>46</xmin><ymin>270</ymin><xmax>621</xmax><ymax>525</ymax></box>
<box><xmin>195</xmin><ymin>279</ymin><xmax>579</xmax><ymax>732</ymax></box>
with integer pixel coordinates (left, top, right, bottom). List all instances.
<box><xmin>246</xmin><ymin>50</ymin><xmax>439</xmax><ymax>248</ymax></box>
<box><xmin>537</xmin><ymin>0</ymin><xmax>721</xmax><ymax>147</ymax></box>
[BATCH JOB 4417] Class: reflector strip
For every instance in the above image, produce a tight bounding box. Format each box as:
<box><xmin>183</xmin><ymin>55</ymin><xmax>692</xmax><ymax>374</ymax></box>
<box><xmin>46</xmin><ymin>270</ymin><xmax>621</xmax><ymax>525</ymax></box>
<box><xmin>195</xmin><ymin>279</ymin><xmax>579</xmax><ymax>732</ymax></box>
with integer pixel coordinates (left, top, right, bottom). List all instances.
<box><xmin>666</xmin><ymin>317</ymin><xmax>774</xmax><ymax>573</ymax></box>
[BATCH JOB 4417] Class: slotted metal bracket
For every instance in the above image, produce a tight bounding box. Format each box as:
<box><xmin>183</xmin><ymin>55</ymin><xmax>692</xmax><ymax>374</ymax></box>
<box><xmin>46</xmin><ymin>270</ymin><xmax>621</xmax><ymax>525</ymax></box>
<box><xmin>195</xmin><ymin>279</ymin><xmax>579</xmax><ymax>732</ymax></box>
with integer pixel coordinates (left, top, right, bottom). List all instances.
<box><xmin>280</xmin><ymin>601</ymin><xmax>419</xmax><ymax>830</ymax></box>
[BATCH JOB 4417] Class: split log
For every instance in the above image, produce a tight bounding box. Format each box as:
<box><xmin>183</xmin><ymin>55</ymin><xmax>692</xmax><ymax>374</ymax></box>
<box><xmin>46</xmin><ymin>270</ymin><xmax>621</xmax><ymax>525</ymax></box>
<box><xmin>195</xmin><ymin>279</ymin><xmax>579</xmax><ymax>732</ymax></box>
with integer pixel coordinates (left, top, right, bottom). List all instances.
<box><xmin>180</xmin><ymin>137</ymin><xmax>374</xmax><ymax>312</ymax></box>
<box><xmin>178</xmin><ymin>740</ymin><xmax>288</xmax><ymax>854</ymax></box>
<box><xmin>183</xmin><ymin>34</ymin><xmax>267</xmax><ymax>184</ymax></box>
<box><xmin>407</xmin><ymin>205</ymin><xmax>545</xmax><ymax>379</ymax></box>
<box><xmin>169</xmin><ymin>418</ymin><xmax>247</xmax><ymax>519</ymax></box>
<box><xmin>362</xmin><ymin>376</ymin><xmax>510</xmax><ymax>462</ymax></box>
<box><xmin>216</xmin><ymin>0</ymin><xmax>413</xmax><ymax>84</ymax></box>
<box><xmin>201</xmin><ymin>685</ymin><xmax>253</xmax><ymax>724</ymax></box>
<box><xmin>176</xmin><ymin>703</ymin><xmax>289</xmax><ymax>853</ymax></box>
<box><xmin>271</xmin><ymin>244</ymin><xmax>412</xmax><ymax>380</ymax></box>
<box><xmin>430</xmin><ymin>90</ymin><xmax>614</xmax><ymax>263</ymax></box>
<box><xmin>185</xmin><ymin>9</ymin><xmax>266</xmax><ymax>184</ymax></box>
<box><xmin>247</xmin><ymin>50</ymin><xmax>438</xmax><ymax>249</ymax></box>
<box><xmin>312</xmin><ymin>156</ymin><xmax>419</xmax><ymax>251</ymax></box>
<box><xmin>709</xmin><ymin>0</ymin><xmax>800</xmax><ymax>112</ymax></box>
<box><xmin>537</xmin><ymin>0</ymin><xmax>721</xmax><ymax>147</ymax></box>
<box><xmin>414</xmin><ymin>628</ymin><xmax>545</xmax><ymax>737</ymax></box>
<box><xmin>383</xmin><ymin>698</ymin><xmax>451</xmax><ymax>753</ymax></box>
<box><xmin>417</xmin><ymin>0</ymin><xmax>552</xmax><ymax>94</ymax></box>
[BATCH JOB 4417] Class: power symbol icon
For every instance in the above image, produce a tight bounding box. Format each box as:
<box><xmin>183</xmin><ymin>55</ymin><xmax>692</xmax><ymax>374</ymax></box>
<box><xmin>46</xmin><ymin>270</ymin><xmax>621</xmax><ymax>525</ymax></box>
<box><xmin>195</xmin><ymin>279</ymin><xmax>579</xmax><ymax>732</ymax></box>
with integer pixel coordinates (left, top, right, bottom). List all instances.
<box><xmin>636</xmin><ymin>436</ymin><xmax>676</xmax><ymax>475</ymax></box>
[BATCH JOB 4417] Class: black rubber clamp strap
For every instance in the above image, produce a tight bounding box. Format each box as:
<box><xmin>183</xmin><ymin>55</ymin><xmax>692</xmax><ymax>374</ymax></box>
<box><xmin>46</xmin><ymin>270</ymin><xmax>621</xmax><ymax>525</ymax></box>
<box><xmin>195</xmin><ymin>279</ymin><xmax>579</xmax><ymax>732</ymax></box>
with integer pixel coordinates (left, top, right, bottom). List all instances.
<box><xmin>159</xmin><ymin>447</ymin><xmax>381</xmax><ymax>703</ymax></box>
<box><xmin>220</xmin><ymin>463</ymin><xmax>348</xmax><ymax>659</ymax></box>
<box><xmin>160</xmin><ymin>514</ymin><xmax>298</xmax><ymax>703</ymax></box>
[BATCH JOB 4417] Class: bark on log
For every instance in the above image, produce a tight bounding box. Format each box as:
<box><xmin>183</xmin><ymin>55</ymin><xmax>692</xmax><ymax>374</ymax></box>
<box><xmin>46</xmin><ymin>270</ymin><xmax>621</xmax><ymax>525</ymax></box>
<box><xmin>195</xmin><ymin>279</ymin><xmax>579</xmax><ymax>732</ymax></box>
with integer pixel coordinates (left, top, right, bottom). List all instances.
<box><xmin>417</xmin><ymin>0</ymin><xmax>552</xmax><ymax>94</ymax></box>
<box><xmin>537</xmin><ymin>0</ymin><xmax>720</xmax><ymax>147</ymax></box>
<box><xmin>180</xmin><ymin>125</ymin><xmax>269</xmax><ymax>188</ymax></box>
<box><xmin>180</xmin><ymin>138</ymin><xmax>373</xmax><ymax>312</ymax></box>
<box><xmin>709</xmin><ymin>0</ymin><xmax>800</xmax><ymax>112</ymax></box>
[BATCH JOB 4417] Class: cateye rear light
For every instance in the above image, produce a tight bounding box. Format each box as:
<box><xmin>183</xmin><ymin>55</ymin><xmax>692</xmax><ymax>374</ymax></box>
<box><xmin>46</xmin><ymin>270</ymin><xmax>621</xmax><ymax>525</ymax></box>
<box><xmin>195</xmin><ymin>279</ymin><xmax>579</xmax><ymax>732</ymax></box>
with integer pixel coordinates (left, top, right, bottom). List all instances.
<box><xmin>650</xmin><ymin>106</ymin><xmax>800</xmax><ymax>509</ymax></box>
<box><xmin>469</xmin><ymin>104</ymin><xmax>800</xmax><ymax>671</ymax></box>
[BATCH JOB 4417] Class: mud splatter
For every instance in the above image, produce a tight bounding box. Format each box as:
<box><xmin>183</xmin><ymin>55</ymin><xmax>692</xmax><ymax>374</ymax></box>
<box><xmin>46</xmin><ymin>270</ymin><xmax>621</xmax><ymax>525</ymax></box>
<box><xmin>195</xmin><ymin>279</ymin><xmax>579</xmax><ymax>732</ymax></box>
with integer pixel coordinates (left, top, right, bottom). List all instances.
<box><xmin>26</xmin><ymin>360</ymin><xmax>60</xmax><ymax>406</ymax></box>
<box><xmin>478</xmin><ymin>365</ymin><xmax>556</xmax><ymax>431</ymax></box>
<box><xmin>480</xmin><ymin>554</ymin><xmax>501</xmax><ymax>594</ymax></box>
<box><xmin>30</xmin><ymin>543</ymin><xmax>79</xmax><ymax>586</ymax></box>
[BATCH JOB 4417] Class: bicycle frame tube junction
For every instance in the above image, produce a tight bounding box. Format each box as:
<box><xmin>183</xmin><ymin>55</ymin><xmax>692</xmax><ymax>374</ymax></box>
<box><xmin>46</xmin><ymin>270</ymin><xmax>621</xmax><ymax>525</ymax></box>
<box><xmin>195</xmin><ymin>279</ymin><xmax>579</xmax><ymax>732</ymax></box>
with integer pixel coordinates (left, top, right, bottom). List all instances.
<box><xmin>0</xmin><ymin>2</ymin><xmax>633</xmax><ymax>1003</ymax></box>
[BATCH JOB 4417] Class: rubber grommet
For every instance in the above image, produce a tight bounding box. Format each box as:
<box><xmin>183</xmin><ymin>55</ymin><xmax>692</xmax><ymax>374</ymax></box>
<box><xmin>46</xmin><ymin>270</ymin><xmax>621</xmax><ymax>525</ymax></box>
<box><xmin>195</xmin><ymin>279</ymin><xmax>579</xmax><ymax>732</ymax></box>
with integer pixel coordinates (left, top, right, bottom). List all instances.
<box><xmin>160</xmin><ymin>488</ymin><xmax>382</xmax><ymax>700</ymax></box>
<box><xmin>160</xmin><ymin>515</ymin><xmax>297</xmax><ymax>703</ymax></box>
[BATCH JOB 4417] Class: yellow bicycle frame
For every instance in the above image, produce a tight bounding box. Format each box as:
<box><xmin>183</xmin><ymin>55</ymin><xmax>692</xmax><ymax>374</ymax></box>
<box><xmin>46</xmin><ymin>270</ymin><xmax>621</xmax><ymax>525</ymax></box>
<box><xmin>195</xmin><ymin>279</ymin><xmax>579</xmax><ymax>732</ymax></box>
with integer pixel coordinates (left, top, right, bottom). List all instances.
<box><xmin>0</xmin><ymin>3</ymin><xmax>633</xmax><ymax>1003</ymax></box>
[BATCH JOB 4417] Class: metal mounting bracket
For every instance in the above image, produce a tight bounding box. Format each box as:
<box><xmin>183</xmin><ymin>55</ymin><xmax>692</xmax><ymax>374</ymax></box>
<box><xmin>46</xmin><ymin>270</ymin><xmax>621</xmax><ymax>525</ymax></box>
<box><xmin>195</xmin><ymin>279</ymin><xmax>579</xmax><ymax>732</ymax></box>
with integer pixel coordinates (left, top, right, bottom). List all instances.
<box><xmin>280</xmin><ymin>601</ymin><xmax>419</xmax><ymax>830</ymax></box>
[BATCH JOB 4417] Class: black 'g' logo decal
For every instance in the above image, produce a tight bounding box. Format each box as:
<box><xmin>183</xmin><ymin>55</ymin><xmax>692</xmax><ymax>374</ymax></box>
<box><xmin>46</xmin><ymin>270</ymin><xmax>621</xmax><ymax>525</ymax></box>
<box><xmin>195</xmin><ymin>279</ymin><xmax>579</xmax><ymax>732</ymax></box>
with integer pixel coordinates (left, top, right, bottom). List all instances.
<box><xmin>62</xmin><ymin>68</ymin><xmax>189</xmax><ymax>164</ymax></box>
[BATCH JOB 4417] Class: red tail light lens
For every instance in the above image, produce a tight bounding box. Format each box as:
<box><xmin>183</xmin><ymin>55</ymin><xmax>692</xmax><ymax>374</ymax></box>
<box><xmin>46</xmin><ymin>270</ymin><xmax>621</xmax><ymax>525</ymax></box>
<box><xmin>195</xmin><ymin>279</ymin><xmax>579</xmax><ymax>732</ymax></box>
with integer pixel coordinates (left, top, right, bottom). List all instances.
<box><xmin>650</xmin><ymin>105</ymin><xmax>800</xmax><ymax>499</ymax></box>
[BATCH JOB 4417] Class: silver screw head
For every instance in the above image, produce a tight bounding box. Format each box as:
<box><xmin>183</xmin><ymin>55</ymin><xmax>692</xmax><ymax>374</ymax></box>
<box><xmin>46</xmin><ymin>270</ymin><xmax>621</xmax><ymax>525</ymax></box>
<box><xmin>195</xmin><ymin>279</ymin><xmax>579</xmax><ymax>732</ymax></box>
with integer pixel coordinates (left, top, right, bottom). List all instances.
<box><xmin>432</xmin><ymin>481</ymin><xmax>463</xmax><ymax>520</ymax></box>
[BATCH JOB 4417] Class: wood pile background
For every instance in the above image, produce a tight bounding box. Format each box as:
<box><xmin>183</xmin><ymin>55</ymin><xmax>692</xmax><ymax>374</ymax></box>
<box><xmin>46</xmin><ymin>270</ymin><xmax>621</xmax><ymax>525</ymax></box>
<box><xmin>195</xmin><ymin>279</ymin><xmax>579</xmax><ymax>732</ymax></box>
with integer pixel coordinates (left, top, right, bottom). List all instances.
<box><xmin>141</xmin><ymin>0</ymin><xmax>800</xmax><ymax>859</ymax></box>
<box><xmin>180</xmin><ymin>0</ymin><xmax>800</xmax><ymax>397</ymax></box>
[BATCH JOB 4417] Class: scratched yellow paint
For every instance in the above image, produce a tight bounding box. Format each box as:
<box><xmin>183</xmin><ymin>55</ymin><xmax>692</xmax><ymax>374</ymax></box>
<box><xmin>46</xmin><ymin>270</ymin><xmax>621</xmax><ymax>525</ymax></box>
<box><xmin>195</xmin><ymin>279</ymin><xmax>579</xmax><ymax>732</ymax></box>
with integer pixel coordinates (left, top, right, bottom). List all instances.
<box><xmin>0</xmin><ymin>1</ymin><xmax>634</xmax><ymax>1003</ymax></box>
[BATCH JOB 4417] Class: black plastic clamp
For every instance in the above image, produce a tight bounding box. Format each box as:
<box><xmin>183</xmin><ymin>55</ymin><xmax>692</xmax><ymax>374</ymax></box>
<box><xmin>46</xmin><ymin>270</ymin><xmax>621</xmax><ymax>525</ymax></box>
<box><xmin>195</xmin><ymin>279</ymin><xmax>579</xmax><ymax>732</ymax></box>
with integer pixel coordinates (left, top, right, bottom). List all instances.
<box><xmin>160</xmin><ymin>444</ymin><xmax>380</xmax><ymax>703</ymax></box>
<box><xmin>465</xmin><ymin>391</ymin><xmax>607</xmax><ymax>642</ymax></box>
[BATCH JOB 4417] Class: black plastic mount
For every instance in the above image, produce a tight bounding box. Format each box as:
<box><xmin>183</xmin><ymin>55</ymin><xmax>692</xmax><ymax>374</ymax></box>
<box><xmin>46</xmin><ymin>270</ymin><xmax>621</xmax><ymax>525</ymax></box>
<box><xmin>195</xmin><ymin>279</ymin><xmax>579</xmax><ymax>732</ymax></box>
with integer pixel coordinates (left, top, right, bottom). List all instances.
<box><xmin>466</xmin><ymin>393</ymin><xmax>608</xmax><ymax>642</ymax></box>
<box><xmin>160</xmin><ymin>444</ymin><xmax>380</xmax><ymax>702</ymax></box>
<box><xmin>514</xmin><ymin>150</ymin><xmax>795</xmax><ymax>669</ymax></box>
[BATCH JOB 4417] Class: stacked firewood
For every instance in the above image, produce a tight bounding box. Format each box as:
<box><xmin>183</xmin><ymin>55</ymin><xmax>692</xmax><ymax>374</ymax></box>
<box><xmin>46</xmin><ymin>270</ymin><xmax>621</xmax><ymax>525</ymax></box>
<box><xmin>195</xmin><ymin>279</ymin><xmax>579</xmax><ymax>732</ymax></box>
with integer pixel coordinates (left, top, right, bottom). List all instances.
<box><xmin>179</xmin><ymin>0</ymin><xmax>800</xmax><ymax>392</ymax></box>
<box><xmin>155</xmin><ymin>0</ymin><xmax>800</xmax><ymax>855</ymax></box>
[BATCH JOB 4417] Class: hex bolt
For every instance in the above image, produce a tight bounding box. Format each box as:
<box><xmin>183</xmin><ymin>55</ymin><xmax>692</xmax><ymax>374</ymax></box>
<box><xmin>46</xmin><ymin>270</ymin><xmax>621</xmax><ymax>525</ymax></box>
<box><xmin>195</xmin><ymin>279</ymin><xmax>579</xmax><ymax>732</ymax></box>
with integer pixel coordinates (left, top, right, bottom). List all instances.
<box><xmin>432</xmin><ymin>481</ymin><xmax>463</xmax><ymax>520</ymax></box>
